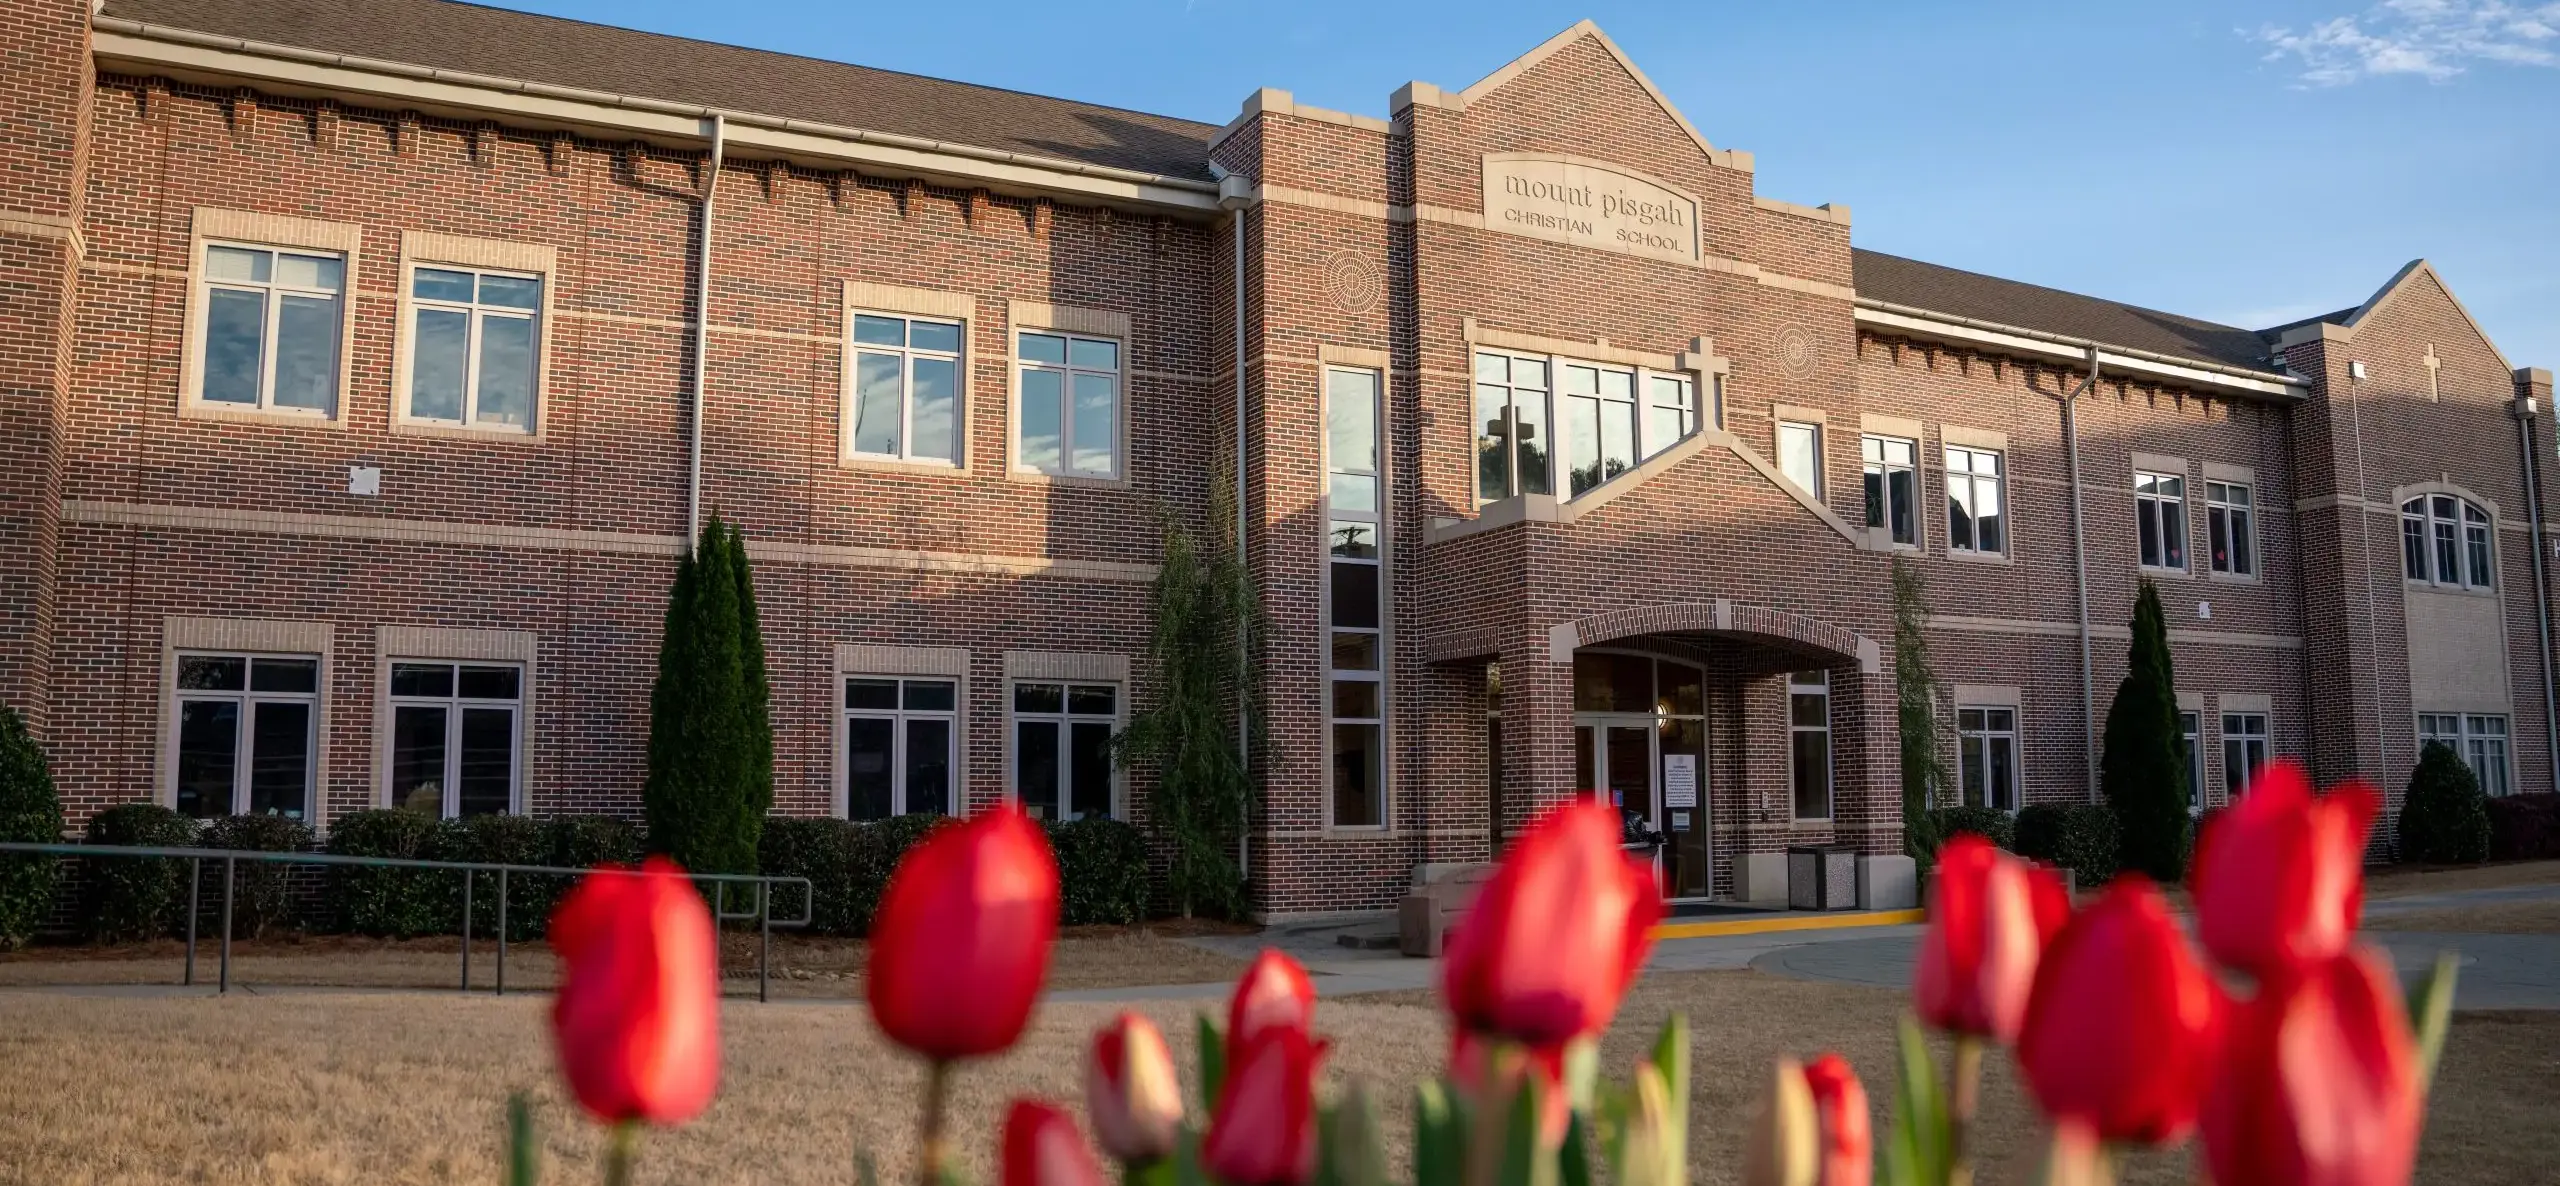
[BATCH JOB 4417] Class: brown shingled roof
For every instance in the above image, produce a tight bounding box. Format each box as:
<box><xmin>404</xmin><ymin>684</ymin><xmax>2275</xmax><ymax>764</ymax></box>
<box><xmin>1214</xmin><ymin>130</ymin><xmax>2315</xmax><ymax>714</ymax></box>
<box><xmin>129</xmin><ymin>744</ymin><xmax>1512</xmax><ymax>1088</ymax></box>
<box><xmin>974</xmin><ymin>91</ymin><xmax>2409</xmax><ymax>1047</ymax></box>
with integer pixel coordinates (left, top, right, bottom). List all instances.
<box><xmin>102</xmin><ymin>0</ymin><xmax>1222</xmax><ymax>180</ymax></box>
<box><xmin>1853</xmin><ymin>249</ymin><xmax>2284</xmax><ymax>375</ymax></box>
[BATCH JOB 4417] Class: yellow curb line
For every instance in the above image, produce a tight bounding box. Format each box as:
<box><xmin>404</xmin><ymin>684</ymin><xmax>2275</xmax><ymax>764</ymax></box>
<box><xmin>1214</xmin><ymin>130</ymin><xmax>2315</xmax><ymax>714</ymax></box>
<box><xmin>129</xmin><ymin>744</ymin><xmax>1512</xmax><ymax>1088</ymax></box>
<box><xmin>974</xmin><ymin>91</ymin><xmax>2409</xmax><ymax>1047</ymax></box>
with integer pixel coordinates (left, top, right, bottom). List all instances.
<box><xmin>1653</xmin><ymin>908</ymin><xmax>1926</xmax><ymax>940</ymax></box>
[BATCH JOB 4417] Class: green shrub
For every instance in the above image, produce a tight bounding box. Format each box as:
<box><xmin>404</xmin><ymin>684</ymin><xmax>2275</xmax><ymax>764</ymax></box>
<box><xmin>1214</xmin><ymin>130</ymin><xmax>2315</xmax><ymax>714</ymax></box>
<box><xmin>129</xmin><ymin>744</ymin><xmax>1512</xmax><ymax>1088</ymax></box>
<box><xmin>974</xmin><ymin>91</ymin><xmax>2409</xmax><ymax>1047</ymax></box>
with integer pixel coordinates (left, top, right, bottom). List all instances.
<box><xmin>1047</xmin><ymin>816</ymin><xmax>1150</xmax><ymax>926</ymax></box>
<box><xmin>544</xmin><ymin>814</ymin><xmax>642</xmax><ymax>870</ymax></box>
<box><xmin>758</xmin><ymin>817</ymin><xmax>868</xmax><ymax>936</ymax></box>
<box><xmin>0</xmin><ymin>706</ymin><xmax>64</xmax><ymax>951</ymax></box>
<box><xmin>2013</xmin><ymin>803</ymin><xmax>2121</xmax><ymax>886</ymax></box>
<box><xmin>434</xmin><ymin>813</ymin><xmax>548</xmax><ymax>940</ymax></box>
<box><xmin>2486</xmin><ymin>793</ymin><xmax>2560</xmax><ymax>861</ymax></box>
<box><xmin>2400</xmin><ymin>741</ymin><xmax>2491</xmax><ymax>864</ymax></box>
<box><xmin>327</xmin><ymin>808</ymin><xmax>451</xmax><ymax>937</ymax></box>
<box><xmin>198</xmin><ymin>815</ymin><xmax>314</xmax><ymax>939</ymax></box>
<box><xmin>1925</xmin><ymin>806</ymin><xmax>2015</xmax><ymax>853</ymax></box>
<box><xmin>80</xmin><ymin>803</ymin><xmax>200</xmax><ymax>943</ymax></box>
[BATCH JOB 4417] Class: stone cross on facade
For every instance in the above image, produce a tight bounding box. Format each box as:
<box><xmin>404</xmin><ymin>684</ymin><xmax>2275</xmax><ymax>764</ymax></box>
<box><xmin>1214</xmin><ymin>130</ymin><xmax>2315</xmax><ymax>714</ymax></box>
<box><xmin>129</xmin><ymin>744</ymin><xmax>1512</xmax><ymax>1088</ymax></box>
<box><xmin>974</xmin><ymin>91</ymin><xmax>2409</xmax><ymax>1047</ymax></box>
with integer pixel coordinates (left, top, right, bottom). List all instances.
<box><xmin>2424</xmin><ymin>344</ymin><xmax>2442</xmax><ymax>401</ymax></box>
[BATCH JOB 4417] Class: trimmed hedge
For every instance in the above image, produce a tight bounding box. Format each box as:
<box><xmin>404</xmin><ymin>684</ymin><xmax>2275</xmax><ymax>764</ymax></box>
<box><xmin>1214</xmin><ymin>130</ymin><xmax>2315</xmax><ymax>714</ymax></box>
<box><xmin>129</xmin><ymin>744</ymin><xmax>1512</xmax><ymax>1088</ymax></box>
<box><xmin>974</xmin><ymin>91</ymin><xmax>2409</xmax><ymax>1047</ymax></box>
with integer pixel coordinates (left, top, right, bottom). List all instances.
<box><xmin>199</xmin><ymin>815</ymin><xmax>314</xmax><ymax>939</ymax></box>
<box><xmin>1047</xmin><ymin>816</ymin><xmax>1149</xmax><ymax>926</ymax></box>
<box><xmin>1925</xmin><ymin>806</ymin><xmax>2016</xmax><ymax>854</ymax></box>
<box><xmin>757</xmin><ymin>813</ymin><xmax>1151</xmax><ymax>935</ymax></box>
<box><xmin>0</xmin><ymin>705</ymin><xmax>62</xmax><ymax>952</ymax></box>
<box><xmin>2400</xmin><ymin>741</ymin><xmax>2491</xmax><ymax>865</ymax></box>
<box><xmin>2487</xmin><ymin>793</ymin><xmax>2560</xmax><ymax>862</ymax></box>
<box><xmin>329</xmin><ymin>811</ymin><xmax>644</xmax><ymax>939</ymax></box>
<box><xmin>81</xmin><ymin>803</ymin><xmax>201</xmax><ymax>942</ymax></box>
<box><xmin>2013</xmin><ymin>804</ymin><xmax>2121</xmax><ymax>887</ymax></box>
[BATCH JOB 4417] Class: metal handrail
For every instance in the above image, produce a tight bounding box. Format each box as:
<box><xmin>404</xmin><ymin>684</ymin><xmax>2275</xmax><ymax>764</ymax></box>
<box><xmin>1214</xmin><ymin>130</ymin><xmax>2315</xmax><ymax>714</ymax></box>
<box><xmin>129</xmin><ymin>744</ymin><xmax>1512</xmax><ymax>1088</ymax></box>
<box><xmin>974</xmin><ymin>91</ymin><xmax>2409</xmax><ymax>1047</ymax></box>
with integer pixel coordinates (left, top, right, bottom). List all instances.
<box><xmin>0</xmin><ymin>841</ymin><xmax>815</xmax><ymax>1002</ymax></box>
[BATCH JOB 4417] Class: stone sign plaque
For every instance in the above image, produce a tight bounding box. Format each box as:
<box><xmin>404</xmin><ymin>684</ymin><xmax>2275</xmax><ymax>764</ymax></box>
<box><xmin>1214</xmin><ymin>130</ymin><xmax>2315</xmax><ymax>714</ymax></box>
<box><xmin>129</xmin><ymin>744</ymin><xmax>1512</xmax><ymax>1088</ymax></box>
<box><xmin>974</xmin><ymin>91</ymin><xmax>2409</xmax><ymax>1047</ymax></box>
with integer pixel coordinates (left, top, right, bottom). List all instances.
<box><xmin>1480</xmin><ymin>153</ymin><xmax>1700</xmax><ymax>267</ymax></box>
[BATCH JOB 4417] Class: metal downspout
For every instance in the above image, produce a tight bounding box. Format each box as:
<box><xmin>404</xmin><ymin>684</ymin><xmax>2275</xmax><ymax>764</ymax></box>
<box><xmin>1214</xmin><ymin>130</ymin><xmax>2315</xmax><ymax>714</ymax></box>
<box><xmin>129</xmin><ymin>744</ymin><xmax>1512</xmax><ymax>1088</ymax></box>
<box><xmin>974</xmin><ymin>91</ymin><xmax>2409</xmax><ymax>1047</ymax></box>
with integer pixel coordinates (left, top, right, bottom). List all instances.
<box><xmin>1212</xmin><ymin>166</ymin><xmax>1255</xmax><ymax>883</ymax></box>
<box><xmin>2517</xmin><ymin>401</ymin><xmax>2560</xmax><ymax>791</ymax></box>
<box><xmin>2066</xmin><ymin>346</ymin><xmax>2098</xmax><ymax>799</ymax></box>
<box><xmin>685</xmin><ymin>115</ymin><xmax>725</xmax><ymax>554</ymax></box>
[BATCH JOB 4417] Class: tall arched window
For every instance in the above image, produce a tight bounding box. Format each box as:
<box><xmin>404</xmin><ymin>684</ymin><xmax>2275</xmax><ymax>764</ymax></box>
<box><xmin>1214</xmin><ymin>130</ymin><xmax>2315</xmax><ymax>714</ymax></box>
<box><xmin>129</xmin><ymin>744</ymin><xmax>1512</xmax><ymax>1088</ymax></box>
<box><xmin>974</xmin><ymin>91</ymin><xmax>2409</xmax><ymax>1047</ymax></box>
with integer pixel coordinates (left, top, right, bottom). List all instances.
<box><xmin>2401</xmin><ymin>494</ymin><xmax>2494</xmax><ymax>590</ymax></box>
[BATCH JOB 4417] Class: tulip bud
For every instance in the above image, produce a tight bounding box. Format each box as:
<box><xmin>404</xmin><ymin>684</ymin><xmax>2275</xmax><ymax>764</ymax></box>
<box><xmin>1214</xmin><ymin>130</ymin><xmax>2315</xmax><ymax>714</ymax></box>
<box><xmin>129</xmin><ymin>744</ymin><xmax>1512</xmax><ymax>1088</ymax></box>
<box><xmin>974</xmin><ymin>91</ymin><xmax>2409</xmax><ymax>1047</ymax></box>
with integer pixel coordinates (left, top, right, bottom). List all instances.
<box><xmin>2191</xmin><ymin>759</ymin><xmax>2379</xmax><ymax>981</ymax></box>
<box><xmin>2017</xmin><ymin>876</ymin><xmax>2223</xmax><ymax>1145</ymax></box>
<box><xmin>1442</xmin><ymin>801</ymin><xmax>1665</xmax><ymax>1047</ymax></box>
<box><xmin>2200</xmin><ymin>946</ymin><xmax>2420</xmax><ymax>1186</ymax></box>
<box><xmin>1915</xmin><ymin>833</ymin><xmax>2070</xmax><ymax>1044</ymax></box>
<box><xmin>1085</xmin><ymin>1012</ymin><xmax>1182</xmax><ymax>1164</ymax></box>
<box><xmin>1800</xmin><ymin>1053</ymin><xmax>1870</xmax><ymax>1186</ymax></box>
<box><xmin>1743</xmin><ymin>1056</ymin><xmax>1819</xmax><ymax>1186</ymax></box>
<box><xmin>547</xmin><ymin>858</ymin><xmax>721</xmax><ymax>1126</ymax></box>
<box><xmin>1230</xmin><ymin>948</ymin><xmax>1317</xmax><ymax>1052</ymax></box>
<box><xmin>1610</xmin><ymin>1062</ymin><xmax>1683</xmax><ymax>1186</ymax></box>
<box><xmin>868</xmin><ymin>806</ymin><xmax>1060</xmax><ymax>1062</ymax></box>
<box><xmin>1002</xmin><ymin>1100</ymin><xmax>1106</xmax><ymax>1186</ymax></box>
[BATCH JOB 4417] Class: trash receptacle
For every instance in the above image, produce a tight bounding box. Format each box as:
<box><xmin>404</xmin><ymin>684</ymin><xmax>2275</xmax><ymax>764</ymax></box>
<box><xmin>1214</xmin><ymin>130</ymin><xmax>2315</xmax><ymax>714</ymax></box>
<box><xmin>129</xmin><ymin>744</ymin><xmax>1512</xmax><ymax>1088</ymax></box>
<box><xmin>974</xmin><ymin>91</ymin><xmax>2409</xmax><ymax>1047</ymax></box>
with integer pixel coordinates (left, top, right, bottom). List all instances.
<box><xmin>1786</xmin><ymin>845</ymin><xmax>1859</xmax><ymax>911</ymax></box>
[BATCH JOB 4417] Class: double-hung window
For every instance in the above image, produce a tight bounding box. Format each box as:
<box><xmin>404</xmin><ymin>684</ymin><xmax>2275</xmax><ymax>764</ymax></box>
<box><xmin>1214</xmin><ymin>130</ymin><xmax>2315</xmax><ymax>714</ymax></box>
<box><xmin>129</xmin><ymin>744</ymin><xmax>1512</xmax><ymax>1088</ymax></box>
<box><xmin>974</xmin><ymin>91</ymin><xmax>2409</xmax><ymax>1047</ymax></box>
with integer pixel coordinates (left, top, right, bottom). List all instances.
<box><xmin>1014</xmin><ymin>683</ymin><xmax>1117</xmax><ymax>820</ymax></box>
<box><xmin>173</xmin><ymin>654</ymin><xmax>319</xmax><ymax>821</ymax></box>
<box><xmin>1944</xmin><ymin>446</ymin><xmax>2006</xmax><ymax>556</ymax></box>
<box><xmin>1790</xmin><ymin>671</ymin><xmax>1832</xmax><ymax>819</ymax></box>
<box><xmin>407</xmin><ymin>265</ymin><xmax>542</xmax><ymax>431</ymax></box>
<box><xmin>848</xmin><ymin>313</ymin><xmax>964</xmax><ymax>465</ymax></box>
<box><xmin>2180</xmin><ymin>711</ymin><xmax>2203</xmax><ymax>810</ymax></box>
<box><xmin>198</xmin><ymin>244</ymin><xmax>346</xmax><ymax>417</ymax></box>
<box><xmin>1327</xmin><ymin>366</ymin><xmax>1387</xmax><ymax>828</ymax></box>
<box><xmin>2222</xmin><ymin>712</ymin><xmax>2268</xmax><ymax>797</ymax></box>
<box><xmin>1862</xmin><ymin>435</ymin><xmax>1918</xmax><ymax>546</ymax></box>
<box><xmin>2402</xmin><ymin>495</ymin><xmax>2494</xmax><ymax>589</ymax></box>
<box><xmin>843</xmin><ymin>677</ymin><xmax>955</xmax><ymax>819</ymax></box>
<box><xmin>1474</xmin><ymin>351</ymin><xmax>1552</xmax><ymax>502</ymax></box>
<box><xmin>2419</xmin><ymin>712</ymin><xmax>2511</xmax><ymax>796</ymax></box>
<box><xmin>2207</xmin><ymin>482</ymin><xmax>2255</xmax><ymax>577</ymax></box>
<box><xmin>388</xmin><ymin>662</ymin><xmax>523</xmax><ymax>817</ymax></box>
<box><xmin>1647</xmin><ymin>374</ymin><xmax>1699</xmax><ymax>453</ymax></box>
<box><xmin>1016</xmin><ymin>331</ymin><xmax>1120</xmax><ymax>478</ymax></box>
<box><xmin>2136</xmin><ymin>472</ymin><xmax>2188</xmax><ymax>571</ymax></box>
<box><xmin>1777</xmin><ymin>422</ymin><xmax>1822</xmax><ymax>496</ymax></box>
<box><xmin>1956</xmin><ymin>706</ymin><xmax>2018</xmax><ymax>811</ymax></box>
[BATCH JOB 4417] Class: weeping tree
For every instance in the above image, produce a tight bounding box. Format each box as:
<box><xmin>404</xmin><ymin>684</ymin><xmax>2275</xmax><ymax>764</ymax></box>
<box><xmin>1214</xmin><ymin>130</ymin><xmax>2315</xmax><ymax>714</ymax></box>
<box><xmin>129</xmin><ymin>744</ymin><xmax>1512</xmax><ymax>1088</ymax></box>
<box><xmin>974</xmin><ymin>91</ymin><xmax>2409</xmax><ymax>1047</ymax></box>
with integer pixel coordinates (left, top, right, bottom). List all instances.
<box><xmin>1891</xmin><ymin>559</ymin><xmax>1955</xmax><ymax>863</ymax></box>
<box><xmin>2101</xmin><ymin>580</ymin><xmax>2192</xmax><ymax>881</ymax></box>
<box><xmin>643</xmin><ymin>515</ymin><xmax>772</xmax><ymax>876</ymax></box>
<box><xmin>1116</xmin><ymin>475</ymin><xmax>1265</xmax><ymax>919</ymax></box>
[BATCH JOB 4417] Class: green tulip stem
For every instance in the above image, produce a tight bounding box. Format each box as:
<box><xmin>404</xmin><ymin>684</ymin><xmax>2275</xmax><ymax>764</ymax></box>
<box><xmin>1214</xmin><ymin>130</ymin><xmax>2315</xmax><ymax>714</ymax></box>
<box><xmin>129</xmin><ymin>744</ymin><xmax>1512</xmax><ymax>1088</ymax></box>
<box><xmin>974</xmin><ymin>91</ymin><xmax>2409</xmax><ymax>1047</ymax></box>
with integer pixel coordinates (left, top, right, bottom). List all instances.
<box><xmin>917</xmin><ymin>1059</ymin><xmax>953</xmax><ymax>1186</ymax></box>
<box><xmin>601</xmin><ymin>1121</ymin><xmax>638</xmax><ymax>1186</ymax></box>
<box><xmin>1947</xmin><ymin>1035</ymin><xmax>1984</xmax><ymax>1186</ymax></box>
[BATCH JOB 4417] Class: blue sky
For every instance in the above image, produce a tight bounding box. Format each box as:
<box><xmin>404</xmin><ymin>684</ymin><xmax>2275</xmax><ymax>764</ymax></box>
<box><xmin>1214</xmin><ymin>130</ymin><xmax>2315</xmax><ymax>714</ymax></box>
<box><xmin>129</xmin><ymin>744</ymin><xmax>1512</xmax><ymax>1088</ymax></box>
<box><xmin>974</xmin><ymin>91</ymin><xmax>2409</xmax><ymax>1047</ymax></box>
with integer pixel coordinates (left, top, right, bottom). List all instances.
<box><xmin>509</xmin><ymin>0</ymin><xmax>2558</xmax><ymax>367</ymax></box>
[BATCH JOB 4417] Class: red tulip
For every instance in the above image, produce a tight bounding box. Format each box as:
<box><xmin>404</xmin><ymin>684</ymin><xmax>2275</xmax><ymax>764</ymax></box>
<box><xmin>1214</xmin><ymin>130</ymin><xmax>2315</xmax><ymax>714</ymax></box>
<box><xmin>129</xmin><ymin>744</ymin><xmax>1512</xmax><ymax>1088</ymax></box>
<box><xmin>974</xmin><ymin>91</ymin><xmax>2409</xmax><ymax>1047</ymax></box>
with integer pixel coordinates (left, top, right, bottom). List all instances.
<box><xmin>1449</xmin><ymin>1028</ymin><xmax>1569</xmax><ymax>1147</ymax></box>
<box><xmin>548</xmin><ymin>857</ymin><xmax>721</xmax><ymax>1126</ymax></box>
<box><xmin>1002</xmin><ymin>1100</ymin><xmax>1106</xmax><ymax>1186</ymax></box>
<box><xmin>1229</xmin><ymin>948</ymin><xmax>1317</xmax><ymax>1051</ymax></box>
<box><xmin>868</xmin><ymin>805</ymin><xmax>1060</xmax><ymax>1061</ymax></box>
<box><xmin>2192</xmin><ymin>759</ymin><xmax>2380</xmax><ymax>982</ymax></box>
<box><xmin>1203</xmin><ymin>1024</ymin><xmax>1327</xmax><ymax>1186</ymax></box>
<box><xmin>1802</xmin><ymin>1053</ymin><xmax>1872</xmax><ymax>1186</ymax></box>
<box><xmin>1914</xmin><ymin>833</ymin><xmax>2070</xmax><ymax>1042</ymax></box>
<box><xmin>1442</xmin><ymin>800</ymin><xmax>1665</xmax><ymax>1046</ymax></box>
<box><xmin>2017</xmin><ymin>876</ymin><xmax>2223</xmax><ymax>1145</ymax></box>
<box><xmin>1086</xmin><ymin>1011</ymin><xmax>1183</xmax><ymax>1164</ymax></box>
<box><xmin>2201</xmin><ymin>947</ymin><xmax>2421</xmax><ymax>1186</ymax></box>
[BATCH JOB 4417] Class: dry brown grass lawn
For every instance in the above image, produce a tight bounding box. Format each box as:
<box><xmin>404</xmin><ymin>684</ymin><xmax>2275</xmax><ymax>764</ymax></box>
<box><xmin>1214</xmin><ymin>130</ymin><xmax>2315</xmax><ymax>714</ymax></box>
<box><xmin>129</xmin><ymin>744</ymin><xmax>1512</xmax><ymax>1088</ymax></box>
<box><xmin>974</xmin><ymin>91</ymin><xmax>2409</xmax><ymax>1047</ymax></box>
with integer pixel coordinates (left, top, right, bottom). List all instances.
<box><xmin>2</xmin><ymin>970</ymin><xmax>2552</xmax><ymax>1186</ymax></box>
<box><xmin>0</xmin><ymin>927</ymin><xmax>1249</xmax><ymax>997</ymax></box>
<box><xmin>2366</xmin><ymin>859</ymin><xmax>2560</xmax><ymax>898</ymax></box>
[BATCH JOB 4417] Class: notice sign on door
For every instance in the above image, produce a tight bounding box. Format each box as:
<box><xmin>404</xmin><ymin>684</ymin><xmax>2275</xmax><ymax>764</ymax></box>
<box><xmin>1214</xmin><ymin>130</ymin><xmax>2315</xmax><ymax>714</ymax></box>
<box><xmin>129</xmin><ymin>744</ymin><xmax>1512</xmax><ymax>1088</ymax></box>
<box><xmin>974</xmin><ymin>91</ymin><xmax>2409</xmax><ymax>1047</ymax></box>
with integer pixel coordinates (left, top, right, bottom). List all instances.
<box><xmin>1664</xmin><ymin>754</ymin><xmax>1698</xmax><ymax>808</ymax></box>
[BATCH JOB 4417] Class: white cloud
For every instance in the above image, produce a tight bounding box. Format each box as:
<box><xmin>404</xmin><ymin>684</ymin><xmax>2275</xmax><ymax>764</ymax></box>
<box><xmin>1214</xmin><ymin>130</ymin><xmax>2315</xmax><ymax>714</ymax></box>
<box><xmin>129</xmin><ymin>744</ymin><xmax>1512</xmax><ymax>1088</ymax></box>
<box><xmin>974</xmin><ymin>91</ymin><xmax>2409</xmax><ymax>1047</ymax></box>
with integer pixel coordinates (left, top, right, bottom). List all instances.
<box><xmin>2250</xmin><ymin>1</ymin><xmax>2560</xmax><ymax>85</ymax></box>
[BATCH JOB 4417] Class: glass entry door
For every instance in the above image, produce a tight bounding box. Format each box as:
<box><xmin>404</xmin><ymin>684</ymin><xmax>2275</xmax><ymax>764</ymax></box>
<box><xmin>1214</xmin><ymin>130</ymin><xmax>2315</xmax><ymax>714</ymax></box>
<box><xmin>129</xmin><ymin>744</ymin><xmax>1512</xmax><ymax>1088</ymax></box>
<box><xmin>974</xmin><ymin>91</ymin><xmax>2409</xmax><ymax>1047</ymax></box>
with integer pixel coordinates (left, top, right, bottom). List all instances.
<box><xmin>1574</xmin><ymin>714</ymin><xmax>1710</xmax><ymax>900</ymax></box>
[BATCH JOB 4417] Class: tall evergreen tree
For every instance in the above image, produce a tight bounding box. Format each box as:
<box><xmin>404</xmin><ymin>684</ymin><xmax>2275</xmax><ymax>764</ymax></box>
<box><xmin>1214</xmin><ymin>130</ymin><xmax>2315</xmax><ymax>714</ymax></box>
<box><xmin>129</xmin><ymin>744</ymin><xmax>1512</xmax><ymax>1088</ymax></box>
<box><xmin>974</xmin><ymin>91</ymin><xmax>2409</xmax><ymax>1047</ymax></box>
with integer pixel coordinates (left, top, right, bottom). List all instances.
<box><xmin>0</xmin><ymin>706</ymin><xmax>63</xmax><ymax>951</ymax></box>
<box><xmin>642</xmin><ymin>513</ymin><xmax>767</xmax><ymax>875</ymax></box>
<box><xmin>2101</xmin><ymin>580</ymin><xmax>2192</xmax><ymax>881</ymax></box>
<box><xmin>1891</xmin><ymin>559</ymin><xmax>1954</xmax><ymax>861</ymax></box>
<box><xmin>727</xmin><ymin>521</ymin><xmax>775</xmax><ymax>826</ymax></box>
<box><xmin>1116</xmin><ymin>476</ymin><xmax>1264</xmax><ymax>919</ymax></box>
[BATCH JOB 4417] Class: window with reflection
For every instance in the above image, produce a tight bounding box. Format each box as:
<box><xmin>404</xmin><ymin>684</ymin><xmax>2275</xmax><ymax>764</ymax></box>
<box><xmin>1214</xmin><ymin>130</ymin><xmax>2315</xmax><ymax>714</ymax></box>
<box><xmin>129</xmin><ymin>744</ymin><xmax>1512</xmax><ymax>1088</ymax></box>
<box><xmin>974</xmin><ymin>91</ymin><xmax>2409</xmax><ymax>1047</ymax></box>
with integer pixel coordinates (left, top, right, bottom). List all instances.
<box><xmin>1014</xmin><ymin>682</ymin><xmax>1117</xmax><ymax>820</ymax></box>
<box><xmin>1863</xmin><ymin>435</ymin><xmax>1918</xmax><ymax>546</ymax></box>
<box><xmin>388</xmin><ymin>661</ymin><xmax>523</xmax><ymax>817</ymax></box>
<box><xmin>1474</xmin><ymin>349</ymin><xmax>1694</xmax><ymax>504</ymax></box>
<box><xmin>174</xmin><ymin>653</ymin><xmax>319</xmax><ymax>820</ymax></box>
<box><xmin>848</xmin><ymin>312</ymin><xmax>963</xmax><ymax>465</ymax></box>
<box><xmin>405</xmin><ymin>264</ymin><xmax>542</xmax><ymax>431</ymax></box>
<box><xmin>2401</xmin><ymin>495</ymin><xmax>2493</xmax><ymax>590</ymax></box>
<box><xmin>1944</xmin><ymin>446</ymin><xmax>2004</xmax><ymax>556</ymax></box>
<box><xmin>197</xmin><ymin>243</ymin><xmax>344</xmax><ymax>416</ymax></box>
<box><xmin>1328</xmin><ymin>366</ymin><xmax>1387</xmax><ymax>827</ymax></box>
<box><xmin>1790</xmin><ymin>671</ymin><xmax>1832</xmax><ymax>819</ymax></box>
<box><xmin>843</xmin><ymin>676</ymin><xmax>956</xmax><ymax>819</ymax></box>
<box><xmin>1016</xmin><ymin>330</ymin><xmax>1120</xmax><ymax>478</ymax></box>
